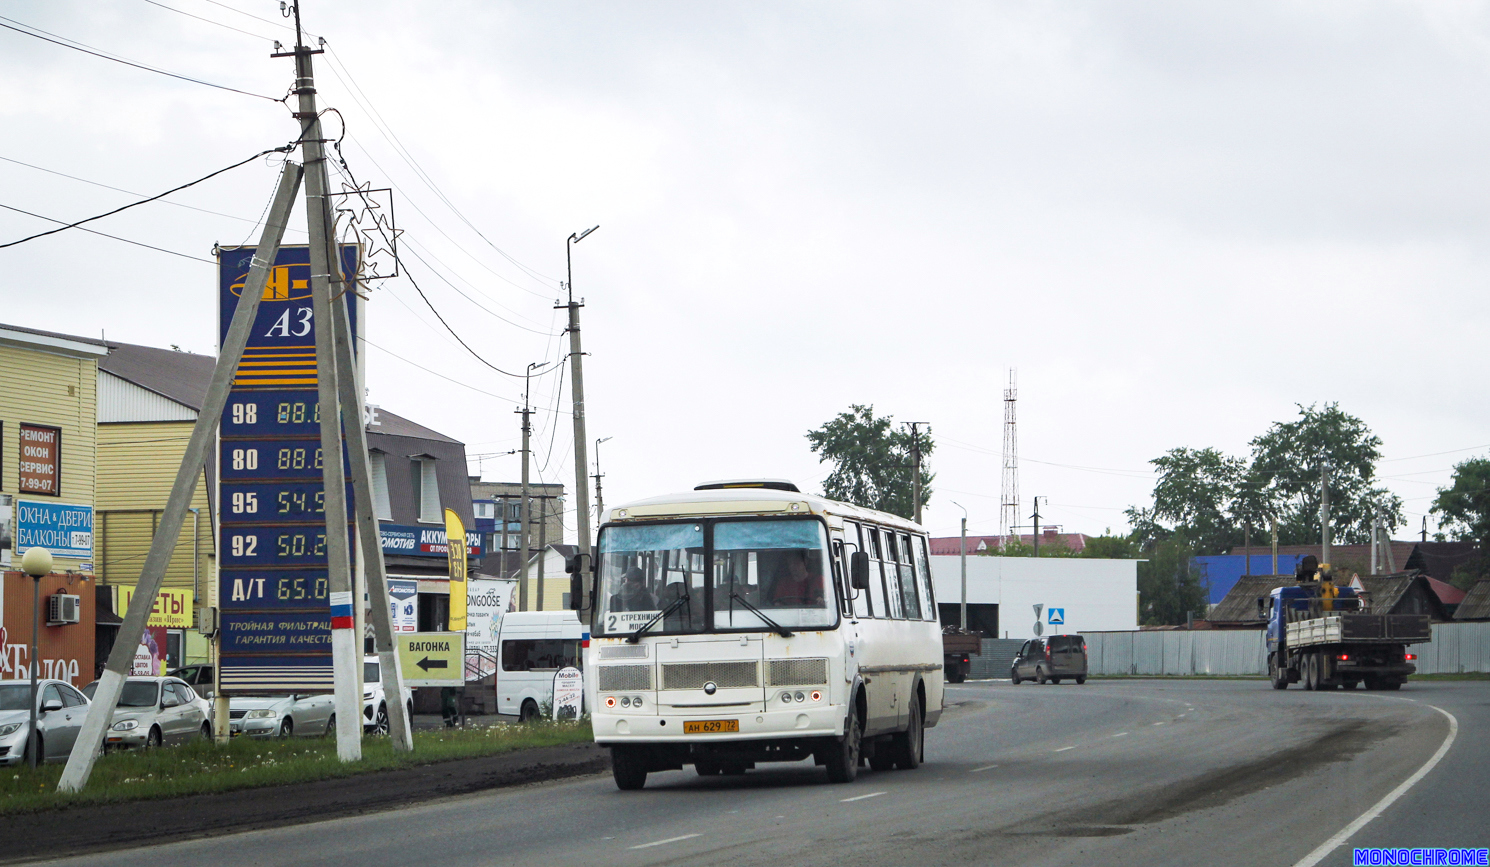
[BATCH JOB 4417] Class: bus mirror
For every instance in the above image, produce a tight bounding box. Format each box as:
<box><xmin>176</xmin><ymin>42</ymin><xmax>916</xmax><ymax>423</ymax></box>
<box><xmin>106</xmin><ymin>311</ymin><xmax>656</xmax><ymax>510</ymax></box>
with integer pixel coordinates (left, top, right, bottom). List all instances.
<box><xmin>570</xmin><ymin>574</ymin><xmax>583</xmax><ymax>611</ymax></box>
<box><xmin>565</xmin><ymin>554</ymin><xmax>582</xmax><ymax>575</ymax></box>
<box><xmin>850</xmin><ymin>551</ymin><xmax>870</xmax><ymax>590</ymax></box>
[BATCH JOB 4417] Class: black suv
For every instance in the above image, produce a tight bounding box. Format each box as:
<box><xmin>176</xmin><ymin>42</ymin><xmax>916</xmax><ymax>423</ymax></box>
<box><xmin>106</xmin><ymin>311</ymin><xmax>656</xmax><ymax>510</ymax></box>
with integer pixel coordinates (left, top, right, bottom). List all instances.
<box><xmin>1010</xmin><ymin>634</ymin><xmax>1088</xmax><ymax>685</ymax></box>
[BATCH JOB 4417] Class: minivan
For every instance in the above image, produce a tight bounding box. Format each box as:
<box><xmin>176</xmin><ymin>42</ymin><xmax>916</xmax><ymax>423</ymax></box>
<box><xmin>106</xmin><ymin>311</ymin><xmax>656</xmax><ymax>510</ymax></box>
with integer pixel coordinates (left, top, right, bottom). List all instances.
<box><xmin>495</xmin><ymin>611</ymin><xmax>585</xmax><ymax>722</ymax></box>
<box><xmin>1010</xmin><ymin>634</ymin><xmax>1088</xmax><ymax>685</ymax></box>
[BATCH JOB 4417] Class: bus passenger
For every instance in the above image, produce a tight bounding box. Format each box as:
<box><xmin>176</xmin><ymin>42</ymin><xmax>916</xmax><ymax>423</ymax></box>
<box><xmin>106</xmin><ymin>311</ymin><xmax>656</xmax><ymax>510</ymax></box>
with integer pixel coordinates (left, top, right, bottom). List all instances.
<box><xmin>768</xmin><ymin>551</ymin><xmax>825</xmax><ymax>607</ymax></box>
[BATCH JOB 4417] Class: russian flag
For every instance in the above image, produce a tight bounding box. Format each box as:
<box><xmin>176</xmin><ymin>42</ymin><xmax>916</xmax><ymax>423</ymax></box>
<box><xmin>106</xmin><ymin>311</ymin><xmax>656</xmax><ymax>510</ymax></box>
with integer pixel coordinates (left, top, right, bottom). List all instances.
<box><xmin>330</xmin><ymin>591</ymin><xmax>355</xmax><ymax>630</ymax></box>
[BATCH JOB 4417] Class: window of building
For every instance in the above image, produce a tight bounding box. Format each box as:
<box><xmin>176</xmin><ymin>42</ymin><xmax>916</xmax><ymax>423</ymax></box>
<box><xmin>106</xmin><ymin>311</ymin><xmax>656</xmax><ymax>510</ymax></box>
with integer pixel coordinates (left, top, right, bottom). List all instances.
<box><xmin>370</xmin><ymin>451</ymin><xmax>392</xmax><ymax>521</ymax></box>
<box><xmin>411</xmin><ymin>457</ymin><xmax>441</xmax><ymax>523</ymax></box>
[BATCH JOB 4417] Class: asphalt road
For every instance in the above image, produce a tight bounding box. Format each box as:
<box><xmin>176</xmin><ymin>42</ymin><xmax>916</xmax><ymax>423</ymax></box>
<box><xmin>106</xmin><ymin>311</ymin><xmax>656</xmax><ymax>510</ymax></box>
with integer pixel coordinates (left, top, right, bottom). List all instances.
<box><xmin>39</xmin><ymin>678</ymin><xmax>1489</xmax><ymax>867</ymax></box>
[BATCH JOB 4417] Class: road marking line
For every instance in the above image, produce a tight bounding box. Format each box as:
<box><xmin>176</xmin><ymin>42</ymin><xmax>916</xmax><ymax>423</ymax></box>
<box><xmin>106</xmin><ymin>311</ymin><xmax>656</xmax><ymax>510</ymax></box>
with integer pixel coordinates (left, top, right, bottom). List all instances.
<box><xmin>1054</xmin><ymin>746</ymin><xmax>1075</xmax><ymax>752</ymax></box>
<box><xmin>841</xmin><ymin>791</ymin><xmax>887</xmax><ymax>802</ymax></box>
<box><xmin>1152</xmin><ymin>721</ymin><xmax>1165</xmax><ymax>726</ymax></box>
<box><xmin>970</xmin><ymin>764</ymin><xmax>999</xmax><ymax>772</ymax></box>
<box><xmin>630</xmin><ymin>834</ymin><xmax>701</xmax><ymax>850</ymax></box>
<box><xmin>1290</xmin><ymin>704</ymin><xmax>1459</xmax><ymax>867</ymax></box>
<box><xmin>1112</xmin><ymin>732</ymin><xmax>1128</xmax><ymax>738</ymax></box>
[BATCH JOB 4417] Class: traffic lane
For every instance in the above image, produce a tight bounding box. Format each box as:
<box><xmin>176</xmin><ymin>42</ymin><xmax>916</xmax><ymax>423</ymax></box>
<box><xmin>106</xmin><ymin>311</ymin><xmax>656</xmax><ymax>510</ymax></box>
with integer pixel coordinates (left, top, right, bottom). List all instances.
<box><xmin>31</xmin><ymin>680</ymin><xmax>1225</xmax><ymax>867</ymax></box>
<box><xmin>546</xmin><ymin>681</ymin><xmax>1446</xmax><ymax>867</ymax></box>
<box><xmin>35</xmin><ymin>680</ymin><xmax>1454</xmax><ymax>867</ymax></box>
<box><xmin>1313</xmin><ymin>682</ymin><xmax>1490</xmax><ymax>866</ymax></box>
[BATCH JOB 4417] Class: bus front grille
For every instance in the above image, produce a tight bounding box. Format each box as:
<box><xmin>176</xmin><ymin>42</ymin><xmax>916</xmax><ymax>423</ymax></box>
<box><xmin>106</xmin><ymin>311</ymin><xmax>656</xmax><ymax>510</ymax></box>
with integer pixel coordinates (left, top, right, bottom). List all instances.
<box><xmin>661</xmin><ymin>661</ymin><xmax>759</xmax><ymax>690</ymax></box>
<box><xmin>597</xmin><ymin>664</ymin><xmax>653</xmax><ymax>691</ymax></box>
<box><xmin>768</xmin><ymin>658</ymin><xmax>828</xmax><ymax>686</ymax></box>
<box><xmin>599</xmin><ymin>644</ymin><xmax>648</xmax><ymax>660</ymax></box>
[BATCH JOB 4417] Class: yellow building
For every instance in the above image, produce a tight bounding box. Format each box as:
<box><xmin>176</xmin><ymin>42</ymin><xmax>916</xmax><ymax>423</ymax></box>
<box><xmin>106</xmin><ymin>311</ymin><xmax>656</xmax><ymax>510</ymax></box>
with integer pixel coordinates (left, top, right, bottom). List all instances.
<box><xmin>95</xmin><ymin>340</ymin><xmax>216</xmax><ymax>668</ymax></box>
<box><xmin>0</xmin><ymin>324</ymin><xmax>105</xmax><ymax>571</ymax></box>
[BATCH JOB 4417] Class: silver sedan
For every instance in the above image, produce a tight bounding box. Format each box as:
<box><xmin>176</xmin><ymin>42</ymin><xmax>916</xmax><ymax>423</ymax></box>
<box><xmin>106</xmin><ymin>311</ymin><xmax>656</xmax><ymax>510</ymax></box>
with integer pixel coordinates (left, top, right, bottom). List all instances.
<box><xmin>82</xmin><ymin>677</ymin><xmax>213</xmax><ymax>748</ymax></box>
<box><xmin>0</xmin><ymin>679</ymin><xmax>91</xmax><ymax>765</ymax></box>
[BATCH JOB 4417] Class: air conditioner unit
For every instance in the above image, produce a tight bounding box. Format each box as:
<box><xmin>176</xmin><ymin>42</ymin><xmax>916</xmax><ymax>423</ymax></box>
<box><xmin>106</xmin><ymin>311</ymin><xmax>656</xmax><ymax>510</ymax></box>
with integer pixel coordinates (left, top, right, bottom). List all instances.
<box><xmin>47</xmin><ymin>594</ymin><xmax>81</xmax><ymax>626</ymax></box>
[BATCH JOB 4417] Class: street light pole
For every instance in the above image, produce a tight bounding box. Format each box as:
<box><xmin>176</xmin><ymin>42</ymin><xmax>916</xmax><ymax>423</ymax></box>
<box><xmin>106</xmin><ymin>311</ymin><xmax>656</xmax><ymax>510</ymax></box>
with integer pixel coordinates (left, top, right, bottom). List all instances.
<box><xmin>593</xmin><ymin>436</ymin><xmax>612</xmax><ymax>520</ymax></box>
<box><xmin>953</xmin><ymin>501</ymin><xmax>967</xmax><ymax>631</ymax></box>
<box><xmin>21</xmin><ymin>547</ymin><xmax>52</xmax><ymax>770</ymax></box>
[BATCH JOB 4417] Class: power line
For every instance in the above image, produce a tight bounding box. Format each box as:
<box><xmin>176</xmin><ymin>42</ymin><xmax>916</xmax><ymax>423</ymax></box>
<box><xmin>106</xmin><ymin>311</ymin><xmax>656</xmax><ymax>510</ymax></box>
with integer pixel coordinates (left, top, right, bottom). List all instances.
<box><xmin>402</xmin><ymin>244</ymin><xmax>560</xmax><ymax>336</ymax></box>
<box><xmin>360</xmin><ymin>337</ymin><xmax>525</xmax><ymax>407</ymax></box>
<box><xmin>141</xmin><ymin>0</ymin><xmax>271</xmax><ymax>40</ymax></box>
<box><xmin>0</xmin><ymin>202</ymin><xmax>214</xmax><ymax>263</ymax></box>
<box><xmin>0</xmin><ymin>15</ymin><xmax>285</xmax><ymax>102</ymax></box>
<box><xmin>0</xmin><ymin>145</ymin><xmax>292</xmax><ymax>250</ymax></box>
<box><xmin>0</xmin><ymin>153</ymin><xmax>305</xmax><ymax>233</ymax></box>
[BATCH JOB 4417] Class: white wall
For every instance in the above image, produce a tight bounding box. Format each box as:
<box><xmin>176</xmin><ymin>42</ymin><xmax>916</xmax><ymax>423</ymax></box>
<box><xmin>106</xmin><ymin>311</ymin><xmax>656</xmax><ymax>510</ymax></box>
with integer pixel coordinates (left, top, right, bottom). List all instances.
<box><xmin>930</xmin><ymin>556</ymin><xmax>1138</xmax><ymax>639</ymax></box>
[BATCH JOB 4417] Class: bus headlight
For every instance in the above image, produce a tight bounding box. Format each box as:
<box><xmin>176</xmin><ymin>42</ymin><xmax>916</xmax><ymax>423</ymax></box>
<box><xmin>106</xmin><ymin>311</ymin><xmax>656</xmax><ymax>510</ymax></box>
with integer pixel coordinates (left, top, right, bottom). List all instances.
<box><xmin>794</xmin><ymin>691</ymin><xmax>806</xmax><ymax>702</ymax></box>
<box><xmin>780</xmin><ymin>691</ymin><xmax>793</xmax><ymax>703</ymax></box>
<box><xmin>619</xmin><ymin>696</ymin><xmax>632</xmax><ymax>708</ymax></box>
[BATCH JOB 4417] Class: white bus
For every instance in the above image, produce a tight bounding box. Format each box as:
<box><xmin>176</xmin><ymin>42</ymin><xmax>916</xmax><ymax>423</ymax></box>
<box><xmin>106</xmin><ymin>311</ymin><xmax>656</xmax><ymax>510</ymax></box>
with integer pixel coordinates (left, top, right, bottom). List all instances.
<box><xmin>576</xmin><ymin>480</ymin><xmax>944</xmax><ymax>790</ymax></box>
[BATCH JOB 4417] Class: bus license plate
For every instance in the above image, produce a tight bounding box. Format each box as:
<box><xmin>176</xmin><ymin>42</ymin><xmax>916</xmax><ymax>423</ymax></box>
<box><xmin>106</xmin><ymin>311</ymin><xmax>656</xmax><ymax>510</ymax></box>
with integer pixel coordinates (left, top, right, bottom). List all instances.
<box><xmin>684</xmin><ymin>719</ymin><xmax>739</xmax><ymax>734</ymax></box>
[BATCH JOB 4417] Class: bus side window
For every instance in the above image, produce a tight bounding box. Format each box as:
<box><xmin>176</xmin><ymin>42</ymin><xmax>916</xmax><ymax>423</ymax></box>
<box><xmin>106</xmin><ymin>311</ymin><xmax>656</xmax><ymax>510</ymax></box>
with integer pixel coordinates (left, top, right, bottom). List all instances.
<box><xmin>868</xmin><ymin>527</ymin><xmax>900</xmax><ymax>618</ymax></box>
<box><xmin>914</xmin><ymin>534</ymin><xmax>936</xmax><ymax>620</ymax></box>
<box><xmin>896</xmin><ymin>532</ymin><xmax>922</xmax><ymax>620</ymax></box>
<box><xmin>845</xmin><ymin>521</ymin><xmax>874</xmax><ymax>619</ymax></box>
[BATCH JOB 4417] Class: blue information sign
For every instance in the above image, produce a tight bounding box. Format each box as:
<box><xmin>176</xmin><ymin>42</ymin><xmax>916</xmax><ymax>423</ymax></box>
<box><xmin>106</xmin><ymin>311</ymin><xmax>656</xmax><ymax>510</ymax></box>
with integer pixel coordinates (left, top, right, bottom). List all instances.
<box><xmin>216</xmin><ymin>244</ymin><xmax>360</xmax><ymax>694</ymax></box>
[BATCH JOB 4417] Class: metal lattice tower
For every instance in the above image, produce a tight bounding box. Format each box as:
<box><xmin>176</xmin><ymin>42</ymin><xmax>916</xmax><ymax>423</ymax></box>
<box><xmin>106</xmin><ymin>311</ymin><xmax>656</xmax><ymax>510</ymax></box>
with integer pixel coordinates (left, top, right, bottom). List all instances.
<box><xmin>999</xmin><ymin>369</ymin><xmax>1020</xmax><ymax>549</ymax></box>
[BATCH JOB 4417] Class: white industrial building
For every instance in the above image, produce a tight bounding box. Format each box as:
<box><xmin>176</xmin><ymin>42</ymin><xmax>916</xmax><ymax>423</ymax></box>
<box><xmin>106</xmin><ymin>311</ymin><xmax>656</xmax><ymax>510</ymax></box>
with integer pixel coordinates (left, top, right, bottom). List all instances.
<box><xmin>929</xmin><ymin>555</ymin><xmax>1138</xmax><ymax>640</ymax></box>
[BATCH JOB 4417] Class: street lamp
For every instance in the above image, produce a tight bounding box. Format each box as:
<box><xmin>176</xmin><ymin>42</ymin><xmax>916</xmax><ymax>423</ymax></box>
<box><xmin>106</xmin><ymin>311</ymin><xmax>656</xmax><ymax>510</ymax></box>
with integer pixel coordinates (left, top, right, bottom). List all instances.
<box><xmin>594</xmin><ymin>436</ymin><xmax>612</xmax><ymax>519</ymax></box>
<box><xmin>21</xmin><ymin>546</ymin><xmax>52</xmax><ymax>770</ymax></box>
<box><xmin>952</xmin><ymin>501</ymin><xmax>968</xmax><ymax>631</ymax></box>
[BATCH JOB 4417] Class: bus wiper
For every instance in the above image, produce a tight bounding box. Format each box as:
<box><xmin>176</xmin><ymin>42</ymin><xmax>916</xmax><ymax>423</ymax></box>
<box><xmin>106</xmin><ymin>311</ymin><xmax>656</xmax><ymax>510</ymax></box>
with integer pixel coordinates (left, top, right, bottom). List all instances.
<box><xmin>627</xmin><ymin>594</ymin><xmax>690</xmax><ymax>644</ymax></box>
<box><xmin>730</xmin><ymin>593</ymin><xmax>794</xmax><ymax>638</ymax></box>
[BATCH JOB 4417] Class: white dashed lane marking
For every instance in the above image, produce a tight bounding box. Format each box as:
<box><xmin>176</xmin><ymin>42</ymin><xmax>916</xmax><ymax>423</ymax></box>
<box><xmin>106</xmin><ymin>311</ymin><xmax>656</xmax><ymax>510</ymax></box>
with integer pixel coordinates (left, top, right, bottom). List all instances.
<box><xmin>1054</xmin><ymin>746</ymin><xmax>1075</xmax><ymax>752</ymax></box>
<box><xmin>970</xmin><ymin>764</ymin><xmax>999</xmax><ymax>773</ymax></box>
<box><xmin>841</xmin><ymin>791</ymin><xmax>888</xmax><ymax>802</ymax></box>
<box><xmin>629</xmin><ymin>834</ymin><xmax>701</xmax><ymax>850</ymax></box>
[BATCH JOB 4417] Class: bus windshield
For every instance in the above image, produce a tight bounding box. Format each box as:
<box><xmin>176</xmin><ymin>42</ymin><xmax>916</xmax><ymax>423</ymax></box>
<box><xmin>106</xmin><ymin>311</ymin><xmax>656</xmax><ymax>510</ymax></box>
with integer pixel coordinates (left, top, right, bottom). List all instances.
<box><xmin>595</xmin><ymin>518</ymin><xmax>836</xmax><ymax>636</ymax></box>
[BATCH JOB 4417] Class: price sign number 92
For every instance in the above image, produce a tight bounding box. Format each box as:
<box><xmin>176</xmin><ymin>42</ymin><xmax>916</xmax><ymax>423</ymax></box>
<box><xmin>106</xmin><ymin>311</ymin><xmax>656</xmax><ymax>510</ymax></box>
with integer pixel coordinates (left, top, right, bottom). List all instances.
<box><xmin>230</xmin><ymin>535</ymin><xmax>258</xmax><ymax>557</ymax></box>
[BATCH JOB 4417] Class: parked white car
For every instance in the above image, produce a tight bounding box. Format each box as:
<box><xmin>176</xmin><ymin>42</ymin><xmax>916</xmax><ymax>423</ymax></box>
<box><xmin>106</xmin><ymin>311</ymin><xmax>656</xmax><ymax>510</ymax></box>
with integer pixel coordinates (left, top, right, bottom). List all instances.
<box><xmin>0</xmin><ymin>679</ymin><xmax>90</xmax><ymax>765</ymax></box>
<box><xmin>495</xmin><ymin>611</ymin><xmax>584</xmax><ymax>722</ymax></box>
<box><xmin>82</xmin><ymin>676</ymin><xmax>211</xmax><ymax>748</ymax></box>
<box><xmin>363</xmin><ymin>655</ymin><xmax>414</xmax><ymax>734</ymax></box>
<box><xmin>228</xmin><ymin>693</ymin><xmax>335</xmax><ymax>738</ymax></box>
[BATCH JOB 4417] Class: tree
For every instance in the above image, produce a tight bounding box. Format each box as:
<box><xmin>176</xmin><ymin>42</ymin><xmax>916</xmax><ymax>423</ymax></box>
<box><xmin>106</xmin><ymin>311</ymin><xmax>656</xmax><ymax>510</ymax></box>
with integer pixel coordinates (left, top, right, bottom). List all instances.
<box><xmin>806</xmin><ymin>405</ymin><xmax>933</xmax><ymax>519</ymax></box>
<box><xmin>1248</xmin><ymin>403</ymin><xmax>1402</xmax><ymax>545</ymax></box>
<box><xmin>982</xmin><ymin>536</ymin><xmax>1080</xmax><ymax>558</ymax></box>
<box><xmin>1082</xmin><ymin>533</ymin><xmax>1140</xmax><ymax>560</ymax></box>
<box><xmin>1431</xmin><ymin>456</ymin><xmax>1490</xmax><ymax>589</ymax></box>
<box><xmin>1137</xmin><ymin>537</ymin><xmax>1208</xmax><ymax>626</ymax></box>
<box><xmin>1148</xmin><ymin>447</ymin><xmax>1246</xmax><ymax>556</ymax></box>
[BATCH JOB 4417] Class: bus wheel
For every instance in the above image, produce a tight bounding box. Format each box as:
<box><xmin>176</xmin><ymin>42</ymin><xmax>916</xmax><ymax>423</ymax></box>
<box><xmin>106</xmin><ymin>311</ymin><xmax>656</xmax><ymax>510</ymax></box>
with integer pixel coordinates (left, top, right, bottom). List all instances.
<box><xmin>823</xmin><ymin>709</ymin><xmax>862</xmax><ymax>783</ymax></box>
<box><xmin>611</xmin><ymin>746</ymin><xmax>648</xmax><ymax>790</ymax></box>
<box><xmin>892</xmin><ymin>697</ymin><xmax>923</xmax><ymax>770</ymax></box>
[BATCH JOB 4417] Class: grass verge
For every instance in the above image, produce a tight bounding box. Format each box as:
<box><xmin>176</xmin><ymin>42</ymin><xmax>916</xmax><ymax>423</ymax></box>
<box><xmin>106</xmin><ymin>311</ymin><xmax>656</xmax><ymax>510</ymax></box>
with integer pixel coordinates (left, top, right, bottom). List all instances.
<box><xmin>0</xmin><ymin>720</ymin><xmax>591</xmax><ymax>815</ymax></box>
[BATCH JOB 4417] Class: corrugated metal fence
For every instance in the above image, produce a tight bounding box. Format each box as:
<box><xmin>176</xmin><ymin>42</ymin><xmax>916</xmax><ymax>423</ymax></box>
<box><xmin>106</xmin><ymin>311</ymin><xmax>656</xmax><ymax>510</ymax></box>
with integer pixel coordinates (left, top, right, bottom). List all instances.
<box><xmin>1071</xmin><ymin>622</ymin><xmax>1490</xmax><ymax>676</ymax></box>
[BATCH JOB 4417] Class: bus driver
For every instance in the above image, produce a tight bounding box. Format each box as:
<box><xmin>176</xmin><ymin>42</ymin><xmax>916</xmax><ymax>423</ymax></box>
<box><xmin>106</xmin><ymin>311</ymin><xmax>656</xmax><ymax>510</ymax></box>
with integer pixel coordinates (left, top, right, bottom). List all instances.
<box><xmin>610</xmin><ymin>567</ymin><xmax>658</xmax><ymax>612</ymax></box>
<box><xmin>768</xmin><ymin>550</ymin><xmax>825</xmax><ymax>607</ymax></box>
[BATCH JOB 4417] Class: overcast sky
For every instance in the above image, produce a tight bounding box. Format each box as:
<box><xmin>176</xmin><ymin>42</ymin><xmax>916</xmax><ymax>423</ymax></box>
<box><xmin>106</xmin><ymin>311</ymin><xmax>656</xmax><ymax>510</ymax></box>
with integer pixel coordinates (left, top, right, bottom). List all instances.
<box><xmin>2</xmin><ymin>1</ymin><xmax>1487</xmax><ymax>542</ymax></box>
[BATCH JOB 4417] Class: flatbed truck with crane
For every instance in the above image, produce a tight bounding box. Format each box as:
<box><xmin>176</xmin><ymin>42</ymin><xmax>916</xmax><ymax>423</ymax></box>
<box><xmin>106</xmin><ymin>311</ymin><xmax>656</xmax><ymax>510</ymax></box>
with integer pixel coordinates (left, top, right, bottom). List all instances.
<box><xmin>1263</xmin><ymin>578</ymin><xmax>1430</xmax><ymax>691</ymax></box>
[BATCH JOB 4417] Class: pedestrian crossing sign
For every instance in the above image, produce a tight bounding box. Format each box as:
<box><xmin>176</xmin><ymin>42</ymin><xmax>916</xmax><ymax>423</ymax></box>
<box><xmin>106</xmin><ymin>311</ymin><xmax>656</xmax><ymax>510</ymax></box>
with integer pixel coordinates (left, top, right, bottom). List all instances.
<box><xmin>1048</xmin><ymin>608</ymin><xmax>1065</xmax><ymax>625</ymax></box>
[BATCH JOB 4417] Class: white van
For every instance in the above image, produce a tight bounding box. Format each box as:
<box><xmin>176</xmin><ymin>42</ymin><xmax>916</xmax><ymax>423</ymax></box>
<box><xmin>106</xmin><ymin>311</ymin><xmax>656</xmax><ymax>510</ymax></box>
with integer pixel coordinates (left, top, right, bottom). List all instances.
<box><xmin>495</xmin><ymin>611</ymin><xmax>585</xmax><ymax>722</ymax></box>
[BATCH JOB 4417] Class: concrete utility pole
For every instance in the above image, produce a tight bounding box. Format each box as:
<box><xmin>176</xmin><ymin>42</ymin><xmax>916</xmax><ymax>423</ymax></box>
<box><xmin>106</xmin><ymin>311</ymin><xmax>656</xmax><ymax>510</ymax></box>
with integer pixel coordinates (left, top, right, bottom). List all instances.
<box><xmin>326</xmin><ymin>242</ymin><xmax>413</xmax><ymax>753</ymax></box>
<box><xmin>907</xmin><ymin>422</ymin><xmax>927</xmax><ymax>525</ymax></box>
<box><xmin>293</xmin><ymin>11</ymin><xmax>362</xmax><ymax>761</ymax></box>
<box><xmin>953</xmin><ymin>501</ymin><xmax>967</xmax><ymax>631</ymax></box>
<box><xmin>59</xmin><ymin>160</ymin><xmax>304</xmax><ymax>793</ymax></box>
<box><xmin>1271</xmin><ymin>517</ymin><xmax>1279</xmax><ymax>577</ymax></box>
<box><xmin>536</xmin><ymin>496</ymin><xmax>548</xmax><ymax>611</ymax></box>
<box><xmin>1320</xmin><ymin>459</ymin><xmax>1331</xmax><ymax>567</ymax></box>
<box><xmin>517</xmin><ymin>405</ymin><xmax>532</xmax><ymax>611</ymax></box>
<box><xmin>563</xmin><ymin>226</ymin><xmax>598</xmax><ymax>607</ymax></box>
<box><xmin>499</xmin><ymin>495</ymin><xmax>510</xmax><ymax>562</ymax></box>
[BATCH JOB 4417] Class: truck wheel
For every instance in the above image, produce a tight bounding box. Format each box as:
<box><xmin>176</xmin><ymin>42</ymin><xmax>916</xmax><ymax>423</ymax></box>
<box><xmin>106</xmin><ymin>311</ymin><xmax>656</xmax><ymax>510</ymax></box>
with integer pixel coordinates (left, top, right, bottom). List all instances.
<box><xmin>1363</xmin><ymin>676</ymin><xmax>1380</xmax><ymax>690</ymax></box>
<box><xmin>1036</xmin><ymin>668</ymin><xmax>1048</xmax><ymax>685</ymax></box>
<box><xmin>611</xmin><ymin>745</ymin><xmax>648</xmax><ymax>790</ymax></box>
<box><xmin>1384</xmin><ymin>681</ymin><xmax>1402</xmax><ymax>691</ymax></box>
<box><xmin>947</xmin><ymin>670</ymin><xmax>966</xmax><ymax>684</ymax></box>
<box><xmin>1303</xmin><ymin>654</ymin><xmax>1318</xmax><ymax>691</ymax></box>
<box><xmin>1269</xmin><ymin>656</ymin><xmax>1288</xmax><ymax>690</ymax></box>
<box><xmin>1010</xmin><ymin>669</ymin><xmax>1021</xmax><ymax>685</ymax></box>
<box><xmin>1075</xmin><ymin>676</ymin><xmax>1086</xmax><ymax>685</ymax></box>
<box><xmin>1342</xmin><ymin>679</ymin><xmax>1359</xmax><ymax>690</ymax></box>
